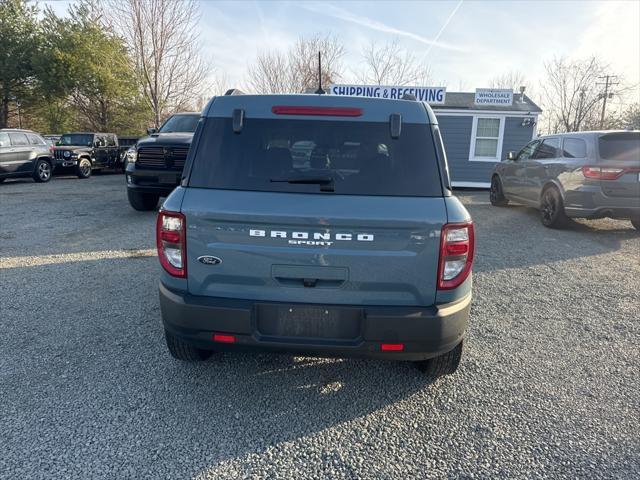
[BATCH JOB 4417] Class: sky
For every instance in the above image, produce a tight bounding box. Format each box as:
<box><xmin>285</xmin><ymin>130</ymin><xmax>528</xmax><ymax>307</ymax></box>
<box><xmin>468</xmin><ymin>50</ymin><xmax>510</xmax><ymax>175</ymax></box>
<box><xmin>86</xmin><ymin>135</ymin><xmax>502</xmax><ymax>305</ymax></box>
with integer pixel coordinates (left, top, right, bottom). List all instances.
<box><xmin>44</xmin><ymin>0</ymin><xmax>640</xmax><ymax>104</ymax></box>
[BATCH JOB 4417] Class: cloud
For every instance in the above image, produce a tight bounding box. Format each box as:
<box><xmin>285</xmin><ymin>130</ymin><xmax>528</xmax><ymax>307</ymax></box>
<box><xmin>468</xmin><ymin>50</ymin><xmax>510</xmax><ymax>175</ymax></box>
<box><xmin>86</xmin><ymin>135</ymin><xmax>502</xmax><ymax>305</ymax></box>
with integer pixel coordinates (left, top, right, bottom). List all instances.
<box><xmin>297</xmin><ymin>2</ymin><xmax>468</xmax><ymax>53</ymax></box>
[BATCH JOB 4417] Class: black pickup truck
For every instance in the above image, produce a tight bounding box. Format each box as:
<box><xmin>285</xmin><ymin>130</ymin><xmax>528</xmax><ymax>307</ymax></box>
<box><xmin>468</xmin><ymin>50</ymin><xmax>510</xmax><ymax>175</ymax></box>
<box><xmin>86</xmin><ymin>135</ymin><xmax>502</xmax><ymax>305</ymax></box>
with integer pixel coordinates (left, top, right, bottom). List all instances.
<box><xmin>52</xmin><ymin>132</ymin><xmax>129</xmax><ymax>178</ymax></box>
<box><xmin>125</xmin><ymin>112</ymin><xmax>199</xmax><ymax>210</ymax></box>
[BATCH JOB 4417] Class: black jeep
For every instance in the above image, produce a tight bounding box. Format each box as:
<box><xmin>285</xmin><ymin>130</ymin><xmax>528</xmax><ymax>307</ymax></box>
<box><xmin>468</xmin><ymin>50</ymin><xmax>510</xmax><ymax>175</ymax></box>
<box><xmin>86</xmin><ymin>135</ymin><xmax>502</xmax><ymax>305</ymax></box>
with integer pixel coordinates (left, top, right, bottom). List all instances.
<box><xmin>125</xmin><ymin>112</ymin><xmax>199</xmax><ymax>210</ymax></box>
<box><xmin>53</xmin><ymin>132</ymin><xmax>122</xmax><ymax>178</ymax></box>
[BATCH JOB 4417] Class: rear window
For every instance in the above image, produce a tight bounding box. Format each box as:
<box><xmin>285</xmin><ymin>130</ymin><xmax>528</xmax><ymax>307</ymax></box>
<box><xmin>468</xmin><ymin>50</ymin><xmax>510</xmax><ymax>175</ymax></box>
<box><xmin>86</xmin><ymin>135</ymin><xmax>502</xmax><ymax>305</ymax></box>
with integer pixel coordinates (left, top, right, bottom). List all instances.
<box><xmin>188</xmin><ymin>118</ymin><xmax>442</xmax><ymax>197</ymax></box>
<box><xmin>598</xmin><ymin>132</ymin><xmax>640</xmax><ymax>162</ymax></box>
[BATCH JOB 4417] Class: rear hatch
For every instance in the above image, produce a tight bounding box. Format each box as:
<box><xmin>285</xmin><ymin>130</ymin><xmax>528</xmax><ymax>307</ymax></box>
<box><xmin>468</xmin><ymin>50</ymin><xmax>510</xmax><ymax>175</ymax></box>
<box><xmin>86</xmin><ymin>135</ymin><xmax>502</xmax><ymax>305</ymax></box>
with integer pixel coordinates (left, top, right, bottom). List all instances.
<box><xmin>182</xmin><ymin>109</ymin><xmax>446</xmax><ymax>307</ymax></box>
<box><xmin>597</xmin><ymin>132</ymin><xmax>640</xmax><ymax>201</ymax></box>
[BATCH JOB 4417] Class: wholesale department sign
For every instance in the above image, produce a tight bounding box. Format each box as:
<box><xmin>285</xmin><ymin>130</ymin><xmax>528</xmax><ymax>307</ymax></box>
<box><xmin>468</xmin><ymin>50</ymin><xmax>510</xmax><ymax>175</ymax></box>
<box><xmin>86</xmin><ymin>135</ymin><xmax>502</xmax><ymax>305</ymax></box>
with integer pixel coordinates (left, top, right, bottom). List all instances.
<box><xmin>474</xmin><ymin>88</ymin><xmax>513</xmax><ymax>106</ymax></box>
<box><xmin>329</xmin><ymin>84</ymin><xmax>446</xmax><ymax>104</ymax></box>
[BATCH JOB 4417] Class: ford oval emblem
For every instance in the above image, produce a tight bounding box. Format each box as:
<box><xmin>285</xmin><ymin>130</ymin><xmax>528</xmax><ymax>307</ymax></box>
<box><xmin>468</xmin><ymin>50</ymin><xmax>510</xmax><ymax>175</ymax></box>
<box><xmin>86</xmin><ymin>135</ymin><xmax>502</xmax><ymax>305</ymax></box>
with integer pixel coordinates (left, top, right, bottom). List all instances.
<box><xmin>197</xmin><ymin>255</ymin><xmax>222</xmax><ymax>266</ymax></box>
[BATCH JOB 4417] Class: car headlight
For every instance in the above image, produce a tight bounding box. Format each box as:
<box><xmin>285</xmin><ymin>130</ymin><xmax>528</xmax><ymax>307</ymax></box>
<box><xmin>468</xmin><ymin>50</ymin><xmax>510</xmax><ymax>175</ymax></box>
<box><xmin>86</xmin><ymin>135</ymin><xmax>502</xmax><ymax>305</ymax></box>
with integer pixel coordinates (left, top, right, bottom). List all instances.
<box><xmin>126</xmin><ymin>147</ymin><xmax>137</xmax><ymax>163</ymax></box>
<box><xmin>63</xmin><ymin>150</ymin><xmax>71</xmax><ymax>158</ymax></box>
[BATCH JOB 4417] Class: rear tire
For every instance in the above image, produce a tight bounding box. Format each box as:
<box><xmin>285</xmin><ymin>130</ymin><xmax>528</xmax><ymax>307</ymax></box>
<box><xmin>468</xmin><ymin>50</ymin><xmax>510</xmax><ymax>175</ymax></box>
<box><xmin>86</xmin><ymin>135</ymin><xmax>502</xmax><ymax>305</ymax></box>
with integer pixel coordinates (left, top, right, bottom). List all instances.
<box><xmin>414</xmin><ymin>340</ymin><xmax>463</xmax><ymax>379</ymax></box>
<box><xmin>489</xmin><ymin>175</ymin><xmax>509</xmax><ymax>206</ymax></box>
<box><xmin>127</xmin><ymin>189</ymin><xmax>159</xmax><ymax>211</ymax></box>
<box><xmin>76</xmin><ymin>158</ymin><xmax>92</xmax><ymax>179</ymax></box>
<box><xmin>540</xmin><ymin>186</ymin><xmax>567</xmax><ymax>228</ymax></box>
<box><xmin>165</xmin><ymin>330</ymin><xmax>213</xmax><ymax>361</ymax></box>
<box><xmin>631</xmin><ymin>218</ymin><xmax>640</xmax><ymax>231</ymax></box>
<box><xmin>33</xmin><ymin>159</ymin><xmax>52</xmax><ymax>183</ymax></box>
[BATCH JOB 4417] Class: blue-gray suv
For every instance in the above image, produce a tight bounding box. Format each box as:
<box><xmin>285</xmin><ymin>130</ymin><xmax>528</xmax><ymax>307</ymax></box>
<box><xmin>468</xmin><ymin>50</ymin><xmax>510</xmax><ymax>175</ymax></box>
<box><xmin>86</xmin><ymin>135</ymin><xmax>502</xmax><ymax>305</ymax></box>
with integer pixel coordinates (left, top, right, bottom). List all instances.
<box><xmin>156</xmin><ymin>93</ymin><xmax>474</xmax><ymax>378</ymax></box>
<box><xmin>490</xmin><ymin>131</ymin><xmax>640</xmax><ymax>229</ymax></box>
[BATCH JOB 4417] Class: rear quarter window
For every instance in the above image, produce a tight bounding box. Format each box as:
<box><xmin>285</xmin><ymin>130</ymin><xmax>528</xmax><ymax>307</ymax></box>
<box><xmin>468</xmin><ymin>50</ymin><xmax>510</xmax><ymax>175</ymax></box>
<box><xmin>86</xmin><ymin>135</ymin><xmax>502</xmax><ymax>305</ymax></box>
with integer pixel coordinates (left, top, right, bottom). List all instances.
<box><xmin>562</xmin><ymin>138</ymin><xmax>587</xmax><ymax>158</ymax></box>
<box><xmin>188</xmin><ymin>118</ymin><xmax>443</xmax><ymax>197</ymax></box>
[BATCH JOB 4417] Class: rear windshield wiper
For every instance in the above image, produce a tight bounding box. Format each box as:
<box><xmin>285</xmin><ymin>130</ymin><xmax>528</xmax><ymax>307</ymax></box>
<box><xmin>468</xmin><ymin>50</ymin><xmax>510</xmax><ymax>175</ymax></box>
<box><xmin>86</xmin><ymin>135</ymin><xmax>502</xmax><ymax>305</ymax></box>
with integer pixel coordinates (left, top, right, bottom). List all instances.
<box><xmin>270</xmin><ymin>175</ymin><xmax>334</xmax><ymax>192</ymax></box>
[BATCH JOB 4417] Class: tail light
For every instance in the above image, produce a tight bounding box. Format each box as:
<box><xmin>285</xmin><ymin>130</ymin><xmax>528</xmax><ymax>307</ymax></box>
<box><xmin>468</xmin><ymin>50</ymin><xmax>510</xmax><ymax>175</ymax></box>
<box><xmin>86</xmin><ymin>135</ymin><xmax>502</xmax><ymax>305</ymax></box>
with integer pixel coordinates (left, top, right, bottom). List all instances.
<box><xmin>156</xmin><ymin>211</ymin><xmax>186</xmax><ymax>278</ymax></box>
<box><xmin>582</xmin><ymin>166</ymin><xmax>625</xmax><ymax>180</ymax></box>
<box><xmin>438</xmin><ymin>222</ymin><xmax>474</xmax><ymax>290</ymax></box>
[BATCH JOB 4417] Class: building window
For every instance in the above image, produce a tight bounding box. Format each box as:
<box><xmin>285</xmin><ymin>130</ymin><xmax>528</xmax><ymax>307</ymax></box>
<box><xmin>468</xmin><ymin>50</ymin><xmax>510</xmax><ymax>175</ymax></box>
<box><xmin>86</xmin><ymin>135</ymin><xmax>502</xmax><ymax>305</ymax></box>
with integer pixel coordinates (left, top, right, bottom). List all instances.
<box><xmin>469</xmin><ymin>116</ymin><xmax>504</xmax><ymax>162</ymax></box>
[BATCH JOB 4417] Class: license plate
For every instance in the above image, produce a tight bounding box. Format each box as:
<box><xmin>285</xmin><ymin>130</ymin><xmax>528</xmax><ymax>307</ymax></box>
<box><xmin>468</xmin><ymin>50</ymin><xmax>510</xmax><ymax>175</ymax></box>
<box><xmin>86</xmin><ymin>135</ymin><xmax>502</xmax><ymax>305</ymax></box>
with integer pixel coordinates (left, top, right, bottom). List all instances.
<box><xmin>256</xmin><ymin>304</ymin><xmax>362</xmax><ymax>340</ymax></box>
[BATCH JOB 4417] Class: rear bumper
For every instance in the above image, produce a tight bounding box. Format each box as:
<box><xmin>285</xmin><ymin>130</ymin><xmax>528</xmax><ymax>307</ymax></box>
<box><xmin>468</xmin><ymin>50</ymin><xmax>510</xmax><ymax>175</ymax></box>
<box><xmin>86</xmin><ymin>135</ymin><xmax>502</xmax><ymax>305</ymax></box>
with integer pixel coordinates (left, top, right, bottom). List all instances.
<box><xmin>564</xmin><ymin>184</ymin><xmax>640</xmax><ymax>219</ymax></box>
<box><xmin>126</xmin><ymin>164</ymin><xmax>181</xmax><ymax>196</ymax></box>
<box><xmin>565</xmin><ymin>205</ymin><xmax>640</xmax><ymax>219</ymax></box>
<box><xmin>159</xmin><ymin>283</ymin><xmax>470</xmax><ymax>361</ymax></box>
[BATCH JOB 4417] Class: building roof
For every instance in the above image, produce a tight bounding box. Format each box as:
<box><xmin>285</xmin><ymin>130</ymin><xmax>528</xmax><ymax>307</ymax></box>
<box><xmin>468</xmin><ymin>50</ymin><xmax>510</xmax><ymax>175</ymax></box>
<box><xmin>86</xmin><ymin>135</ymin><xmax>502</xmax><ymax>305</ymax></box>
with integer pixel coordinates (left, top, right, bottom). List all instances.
<box><xmin>432</xmin><ymin>92</ymin><xmax>542</xmax><ymax>113</ymax></box>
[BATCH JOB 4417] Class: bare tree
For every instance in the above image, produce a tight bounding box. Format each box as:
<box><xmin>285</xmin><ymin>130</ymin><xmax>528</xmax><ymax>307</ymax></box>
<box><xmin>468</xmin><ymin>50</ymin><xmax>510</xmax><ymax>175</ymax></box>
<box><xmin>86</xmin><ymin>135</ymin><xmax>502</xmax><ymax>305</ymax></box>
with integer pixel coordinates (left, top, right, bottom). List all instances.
<box><xmin>248</xmin><ymin>34</ymin><xmax>345</xmax><ymax>93</ymax></box>
<box><xmin>488</xmin><ymin>70</ymin><xmax>528</xmax><ymax>92</ymax></box>
<box><xmin>357</xmin><ymin>39</ymin><xmax>432</xmax><ymax>86</ymax></box>
<box><xmin>540</xmin><ymin>56</ymin><xmax>610</xmax><ymax>133</ymax></box>
<box><xmin>106</xmin><ymin>0</ymin><xmax>210</xmax><ymax>127</ymax></box>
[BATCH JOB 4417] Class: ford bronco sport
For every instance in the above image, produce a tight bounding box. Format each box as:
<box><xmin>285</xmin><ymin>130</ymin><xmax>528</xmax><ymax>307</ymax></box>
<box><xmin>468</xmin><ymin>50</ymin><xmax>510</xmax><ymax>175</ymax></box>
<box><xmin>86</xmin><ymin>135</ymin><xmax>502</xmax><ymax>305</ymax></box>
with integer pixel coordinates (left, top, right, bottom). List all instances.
<box><xmin>157</xmin><ymin>94</ymin><xmax>474</xmax><ymax>378</ymax></box>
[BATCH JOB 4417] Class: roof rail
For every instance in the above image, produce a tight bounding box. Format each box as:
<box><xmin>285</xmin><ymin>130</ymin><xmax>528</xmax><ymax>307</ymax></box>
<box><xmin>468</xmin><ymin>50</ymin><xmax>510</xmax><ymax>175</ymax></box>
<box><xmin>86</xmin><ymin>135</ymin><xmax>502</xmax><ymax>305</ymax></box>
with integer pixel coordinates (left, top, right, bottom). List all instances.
<box><xmin>224</xmin><ymin>89</ymin><xmax>245</xmax><ymax>96</ymax></box>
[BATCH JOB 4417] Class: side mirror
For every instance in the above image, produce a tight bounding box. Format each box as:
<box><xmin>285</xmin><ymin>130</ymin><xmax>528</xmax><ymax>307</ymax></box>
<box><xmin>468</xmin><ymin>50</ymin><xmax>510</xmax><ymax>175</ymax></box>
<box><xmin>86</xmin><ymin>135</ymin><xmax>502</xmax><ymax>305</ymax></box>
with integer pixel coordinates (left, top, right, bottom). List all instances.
<box><xmin>507</xmin><ymin>151</ymin><xmax>517</xmax><ymax>161</ymax></box>
<box><xmin>146</xmin><ymin>128</ymin><xmax>157</xmax><ymax>135</ymax></box>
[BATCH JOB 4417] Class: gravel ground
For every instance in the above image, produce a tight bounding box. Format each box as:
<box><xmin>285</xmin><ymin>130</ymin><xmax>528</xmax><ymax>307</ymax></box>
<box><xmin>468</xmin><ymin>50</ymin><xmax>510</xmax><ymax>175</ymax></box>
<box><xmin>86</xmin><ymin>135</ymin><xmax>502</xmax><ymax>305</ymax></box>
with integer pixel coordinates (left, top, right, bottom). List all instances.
<box><xmin>1</xmin><ymin>175</ymin><xmax>639</xmax><ymax>479</ymax></box>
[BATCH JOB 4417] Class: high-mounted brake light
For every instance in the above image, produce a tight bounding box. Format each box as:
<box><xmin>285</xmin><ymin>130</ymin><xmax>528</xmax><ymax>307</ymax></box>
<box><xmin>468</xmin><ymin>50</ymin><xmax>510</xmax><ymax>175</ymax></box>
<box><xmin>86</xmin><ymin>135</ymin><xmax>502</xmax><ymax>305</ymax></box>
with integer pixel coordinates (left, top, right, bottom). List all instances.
<box><xmin>582</xmin><ymin>166</ymin><xmax>628</xmax><ymax>180</ymax></box>
<box><xmin>271</xmin><ymin>106</ymin><xmax>363</xmax><ymax>117</ymax></box>
<box><xmin>437</xmin><ymin>222</ymin><xmax>475</xmax><ymax>290</ymax></box>
<box><xmin>156</xmin><ymin>211</ymin><xmax>187</xmax><ymax>278</ymax></box>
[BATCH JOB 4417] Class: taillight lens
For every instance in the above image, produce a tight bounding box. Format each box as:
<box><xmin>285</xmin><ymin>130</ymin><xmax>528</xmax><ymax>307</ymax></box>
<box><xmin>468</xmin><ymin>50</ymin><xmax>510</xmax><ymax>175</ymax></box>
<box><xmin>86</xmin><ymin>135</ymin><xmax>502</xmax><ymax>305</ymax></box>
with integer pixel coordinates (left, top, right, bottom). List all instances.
<box><xmin>582</xmin><ymin>166</ymin><xmax>625</xmax><ymax>180</ymax></box>
<box><xmin>438</xmin><ymin>222</ymin><xmax>474</xmax><ymax>290</ymax></box>
<box><xmin>156</xmin><ymin>211</ymin><xmax>186</xmax><ymax>278</ymax></box>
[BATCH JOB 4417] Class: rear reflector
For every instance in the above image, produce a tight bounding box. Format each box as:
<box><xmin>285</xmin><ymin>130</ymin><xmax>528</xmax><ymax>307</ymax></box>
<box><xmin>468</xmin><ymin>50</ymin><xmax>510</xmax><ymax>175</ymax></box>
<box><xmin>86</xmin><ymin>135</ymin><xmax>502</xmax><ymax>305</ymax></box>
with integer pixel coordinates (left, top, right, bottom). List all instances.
<box><xmin>380</xmin><ymin>343</ymin><xmax>404</xmax><ymax>352</ymax></box>
<box><xmin>271</xmin><ymin>106</ymin><xmax>363</xmax><ymax>117</ymax></box>
<box><xmin>212</xmin><ymin>333</ymin><xmax>236</xmax><ymax>343</ymax></box>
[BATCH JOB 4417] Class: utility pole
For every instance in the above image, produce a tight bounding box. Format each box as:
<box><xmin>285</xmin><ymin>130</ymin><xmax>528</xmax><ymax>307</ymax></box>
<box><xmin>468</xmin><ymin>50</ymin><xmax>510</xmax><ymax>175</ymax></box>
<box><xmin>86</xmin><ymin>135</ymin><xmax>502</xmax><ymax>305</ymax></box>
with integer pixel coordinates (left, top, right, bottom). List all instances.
<box><xmin>597</xmin><ymin>75</ymin><xmax>619</xmax><ymax>129</ymax></box>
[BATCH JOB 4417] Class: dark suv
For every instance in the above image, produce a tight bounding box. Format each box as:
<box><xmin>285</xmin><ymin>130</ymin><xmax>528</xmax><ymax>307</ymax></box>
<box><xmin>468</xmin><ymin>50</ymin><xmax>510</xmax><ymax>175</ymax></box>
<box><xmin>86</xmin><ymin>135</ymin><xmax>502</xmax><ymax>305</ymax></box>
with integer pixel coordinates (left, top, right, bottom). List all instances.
<box><xmin>53</xmin><ymin>132</ymin><xmax>121</xmax><ymax>178</ymax></box>
<box><xmin>0</xmin><ymin>129</ymin><xmax>53</xmax><ymax>183</ymax></box>
<box><xmin>156</xmin><ymin>94</ymin><xmax>474</xmax><ymax>378</ymax></box>
<box><xmin>125</xmin><ymin>112</ymin><xmax>199</xmax><ymax>210</ymax></box>
<box><xmin>490</xmin><ymin>131</ymin><xmax>640</xmax><ymax>229</ymax></box>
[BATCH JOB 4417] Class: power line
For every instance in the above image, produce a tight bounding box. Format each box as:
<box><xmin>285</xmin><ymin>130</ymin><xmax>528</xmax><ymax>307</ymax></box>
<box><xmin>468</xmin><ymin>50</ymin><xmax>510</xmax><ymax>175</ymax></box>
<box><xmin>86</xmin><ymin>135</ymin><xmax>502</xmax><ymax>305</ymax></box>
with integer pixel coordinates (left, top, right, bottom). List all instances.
<box><xmin>596</xmin><ymin>75</ymin><xmax>619</xmax><ymax>128</ymax></box>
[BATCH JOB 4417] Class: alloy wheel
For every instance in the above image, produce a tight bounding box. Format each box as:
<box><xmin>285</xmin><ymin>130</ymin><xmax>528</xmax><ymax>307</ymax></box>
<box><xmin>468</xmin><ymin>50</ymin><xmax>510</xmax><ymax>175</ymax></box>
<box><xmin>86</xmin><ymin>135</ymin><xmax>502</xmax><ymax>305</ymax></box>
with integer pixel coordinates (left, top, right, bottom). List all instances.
<box><xmin>80</xmin><ymin>161</ymin><xmax>91</xmax><ymax>177</ymax></box>
<box><xmin>541</xmin><ymin>191</ymin><xmax>556</xmax><ymax>223</ymax></box>
<box><xmin>490</xmin><ymin>178</ymin><xmax>500</xmax><ymax>203</ymax></box>
<box><xmin>38</xmin><ymin>162</ymin><xmax>51</xmax><ymax>181</ymax></box>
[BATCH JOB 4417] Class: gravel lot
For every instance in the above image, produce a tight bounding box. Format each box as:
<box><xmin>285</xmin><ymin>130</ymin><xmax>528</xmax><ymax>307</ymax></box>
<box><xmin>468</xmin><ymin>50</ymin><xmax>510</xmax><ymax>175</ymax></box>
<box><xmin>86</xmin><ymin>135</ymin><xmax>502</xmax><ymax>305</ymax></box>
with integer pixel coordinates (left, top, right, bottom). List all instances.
<box><xmin>1</xmin><ymin>174</ymin><xmax>639</xmax><ymax>479</ymax></box>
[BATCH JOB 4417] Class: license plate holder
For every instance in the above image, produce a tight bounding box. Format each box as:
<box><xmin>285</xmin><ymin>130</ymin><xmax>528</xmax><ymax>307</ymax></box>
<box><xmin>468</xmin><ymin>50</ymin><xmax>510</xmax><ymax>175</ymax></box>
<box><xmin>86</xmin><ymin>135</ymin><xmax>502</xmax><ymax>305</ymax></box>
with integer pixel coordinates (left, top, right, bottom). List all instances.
<box><xmin>255</xmin><ymin>304</ymin><xmax>362</xmax><ymax>341</ymax></box>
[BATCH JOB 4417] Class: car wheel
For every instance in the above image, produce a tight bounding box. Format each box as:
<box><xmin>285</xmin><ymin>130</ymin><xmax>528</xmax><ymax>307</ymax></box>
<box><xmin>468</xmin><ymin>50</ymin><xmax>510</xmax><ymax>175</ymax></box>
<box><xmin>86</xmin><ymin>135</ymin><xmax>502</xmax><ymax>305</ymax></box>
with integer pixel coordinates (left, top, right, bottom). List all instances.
<box><xmin>165</xmin><ymin>330</ymin><xmax>213</xmax><ymax>361</ymax></box>
<box><xmin>540</xmin><ymin>186</ymin><xmax>568</xmax><ymax>229</ymax></box>
<box><xmin>127</xmin><ymin>189</ymin><xmax>159</xmax><ymax>211</ymax></box>
<box><xmin>489</xmin><ymin>175</ymin><xmax>509</xmax><ymax>206</ymax></box>
<box><xmin>76</xmin><ymin>158</ymin><xmax>92</xmax><ymax>179</ymax></box>
<box><xmin>631</xmin><ymin>218</ymin><xmax>640</xmax><ymax>231</ymax></box>
<box><xmin>33</xmin><ymin>159</ymin><xmax>52</xmax><ymax>183</ymax></box>
<box><xmin>414</xmin><ymin>341</ymin><xmax>463</xmax><ymax>379</ymax></box>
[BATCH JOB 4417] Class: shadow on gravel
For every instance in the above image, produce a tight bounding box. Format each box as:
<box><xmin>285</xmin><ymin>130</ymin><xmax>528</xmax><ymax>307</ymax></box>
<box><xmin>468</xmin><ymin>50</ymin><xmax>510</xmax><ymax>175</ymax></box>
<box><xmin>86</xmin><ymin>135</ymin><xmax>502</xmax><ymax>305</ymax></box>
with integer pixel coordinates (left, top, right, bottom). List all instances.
<box><xmin>161</xmin><ymin>352</ymin><xmax>435</xmax><ymax>474</ymax></box>
<box><xmin>468</xmin><ymin>203</ymin><xmax>638</xmax><ymax>274</ymax></box>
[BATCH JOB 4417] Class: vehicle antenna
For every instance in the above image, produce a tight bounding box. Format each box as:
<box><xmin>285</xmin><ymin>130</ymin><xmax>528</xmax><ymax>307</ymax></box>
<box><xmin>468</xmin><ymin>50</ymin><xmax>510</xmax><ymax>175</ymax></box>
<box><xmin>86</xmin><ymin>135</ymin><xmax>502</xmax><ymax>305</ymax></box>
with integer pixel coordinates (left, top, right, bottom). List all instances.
<box><xmin>315</xmin><ymin>51</ymin><xmax>325</xmax><ymax>95</ymax></box>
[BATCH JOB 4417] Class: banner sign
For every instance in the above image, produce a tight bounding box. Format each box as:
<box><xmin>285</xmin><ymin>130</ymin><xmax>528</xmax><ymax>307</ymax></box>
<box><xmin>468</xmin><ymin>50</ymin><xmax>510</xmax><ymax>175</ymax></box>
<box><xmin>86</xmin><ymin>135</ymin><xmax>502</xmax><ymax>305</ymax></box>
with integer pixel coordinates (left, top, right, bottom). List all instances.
<box><xmin>329</xmin><ymin>84</ymin><xmax>446</xmax><ymax>104</ymax></box>
<box><xmin>474</xmin><ymin>88</ymin><xmax>513</xmax><ymax>106</ymax></box>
